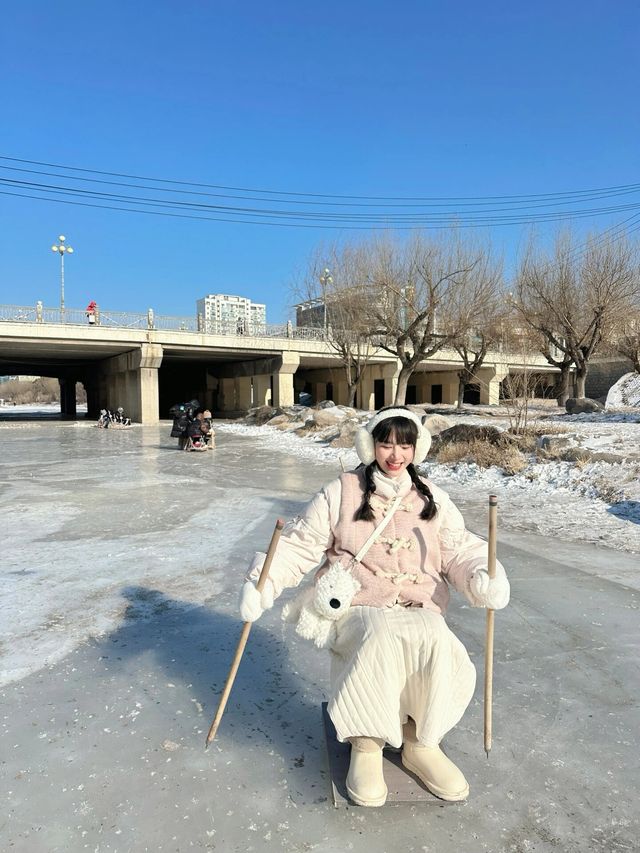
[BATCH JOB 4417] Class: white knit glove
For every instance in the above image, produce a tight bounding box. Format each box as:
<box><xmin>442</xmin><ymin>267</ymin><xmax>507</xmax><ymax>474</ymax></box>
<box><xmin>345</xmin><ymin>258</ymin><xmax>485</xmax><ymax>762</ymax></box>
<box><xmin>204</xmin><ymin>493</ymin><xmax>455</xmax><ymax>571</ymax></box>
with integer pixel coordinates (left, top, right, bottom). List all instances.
<box><xmin>239</xmin><ymin>552</ymin><xmax>275</xmax><ymax>622</ymax></box>
<box><xmin>239</xmin><ymin>579</ymin><xmax>275</xmax><ymax>622</ymax></box>
<box><xmin>468</xmin><ymin>565</ymin><xmax>510</xmax><ymax>610</ymax></box>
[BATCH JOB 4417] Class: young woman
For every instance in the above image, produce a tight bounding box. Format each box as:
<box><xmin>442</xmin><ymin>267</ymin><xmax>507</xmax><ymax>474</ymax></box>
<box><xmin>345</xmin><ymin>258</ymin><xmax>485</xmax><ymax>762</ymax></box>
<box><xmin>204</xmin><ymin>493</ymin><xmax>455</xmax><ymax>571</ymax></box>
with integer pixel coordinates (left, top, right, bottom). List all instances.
<box><xmin>240</xmin><ymin>406</ymin><xmax>510</xmax><ymax>807</ymax></box>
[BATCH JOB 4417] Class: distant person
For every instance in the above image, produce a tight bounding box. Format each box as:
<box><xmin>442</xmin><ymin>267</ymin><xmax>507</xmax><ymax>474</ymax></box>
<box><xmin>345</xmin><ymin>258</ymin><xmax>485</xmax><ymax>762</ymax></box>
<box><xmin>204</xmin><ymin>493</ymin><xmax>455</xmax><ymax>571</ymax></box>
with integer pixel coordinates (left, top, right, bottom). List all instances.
<box><xmin>236</xmin><ymin>316</ymin><xmax>246</xmax><ymax>335</ymax></box>
<box><xmin>86</xmin><ymin>301</ymin><xmax>97</xmax><ymax>325</ymax></box>
<box><xmin>199</xmin><ymin>409</ymin><xmax>215</xmax><ymax>448</ymax></box>
<box><xmin>114</xmin><ymin>407</ymin><xmax>131</xmax><ymax>426</ymax></box>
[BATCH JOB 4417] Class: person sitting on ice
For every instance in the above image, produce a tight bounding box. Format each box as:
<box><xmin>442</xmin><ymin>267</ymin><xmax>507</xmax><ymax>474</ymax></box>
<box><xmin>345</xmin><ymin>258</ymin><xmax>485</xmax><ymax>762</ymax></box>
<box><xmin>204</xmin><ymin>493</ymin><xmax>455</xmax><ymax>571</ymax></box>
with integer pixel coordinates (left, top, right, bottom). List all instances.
<box><xmin>239</xmin><ymin>406</ymin><xmax>510</xmax><ymax>808</ymax></box>
<box><xmin>187</xmin><ymin>415</ymin><xmax>205</xmax><ymax>448</ymax></box>
<box><xmin>198</xmin><ymin>410</ymin><xmax>215</xmax><ymax>447</ymax></box>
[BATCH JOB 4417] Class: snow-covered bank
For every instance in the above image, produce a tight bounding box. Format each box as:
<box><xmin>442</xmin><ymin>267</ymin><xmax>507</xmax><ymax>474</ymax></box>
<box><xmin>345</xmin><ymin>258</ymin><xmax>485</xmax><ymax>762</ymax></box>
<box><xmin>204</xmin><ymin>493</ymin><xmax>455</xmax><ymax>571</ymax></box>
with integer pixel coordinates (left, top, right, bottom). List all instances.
<box><xmin>216</xmin><ymin>404</ymin><xmax>640</xmax><ymax>555</ymax></box>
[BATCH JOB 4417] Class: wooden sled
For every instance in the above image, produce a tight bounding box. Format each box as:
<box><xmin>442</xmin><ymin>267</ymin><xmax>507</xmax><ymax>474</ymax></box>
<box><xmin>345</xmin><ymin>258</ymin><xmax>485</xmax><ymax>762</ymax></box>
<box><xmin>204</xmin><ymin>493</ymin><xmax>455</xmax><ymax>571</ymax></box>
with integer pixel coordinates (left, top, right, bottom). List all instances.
<box><xmin>95</xmin><ymin>421</ymin><xmax>131</xmax><ymax>429</ymax></box>
<box><xmin>179</xmin><ymin>436</ymin><xmax>209</xmax><ymax>452</ymax></box>
<box><xmin>322</xmin><ymin>703</ymin><xmax>461</xmax><ymax>808</ymax></box>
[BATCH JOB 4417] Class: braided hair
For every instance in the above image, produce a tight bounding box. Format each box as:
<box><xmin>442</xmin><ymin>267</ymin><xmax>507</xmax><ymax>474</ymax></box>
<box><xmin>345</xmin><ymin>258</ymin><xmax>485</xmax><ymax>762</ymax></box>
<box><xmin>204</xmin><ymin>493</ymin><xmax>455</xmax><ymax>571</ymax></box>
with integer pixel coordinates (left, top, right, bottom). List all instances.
<box><xmin>354</xmin><ymin>415</ymin><xmax>437</xmax><ymax>521</ymax></box>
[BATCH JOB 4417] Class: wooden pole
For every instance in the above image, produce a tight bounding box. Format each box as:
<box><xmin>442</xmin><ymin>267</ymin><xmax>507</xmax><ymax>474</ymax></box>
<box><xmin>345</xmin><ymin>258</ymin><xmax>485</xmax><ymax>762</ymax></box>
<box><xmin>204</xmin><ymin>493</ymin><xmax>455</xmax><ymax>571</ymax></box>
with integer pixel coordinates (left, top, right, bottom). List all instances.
<box><xmin>205</xmin><ymin>519</ymin><xmax>285</xmax><ymax>748</ymax></box>
<box><xmin>484</xmin><ymin>494</ymin><xmax>498</xmax><ymax>758</ymax></box>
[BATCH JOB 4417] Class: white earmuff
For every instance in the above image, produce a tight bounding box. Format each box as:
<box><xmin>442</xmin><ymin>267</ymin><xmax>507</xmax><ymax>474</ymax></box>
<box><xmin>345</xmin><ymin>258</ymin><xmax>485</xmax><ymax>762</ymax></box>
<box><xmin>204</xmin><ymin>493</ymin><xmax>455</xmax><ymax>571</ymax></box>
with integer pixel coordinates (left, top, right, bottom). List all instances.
<box><xmin>354</xmin><ymin>426</ymin><xmax>376</xmax><ymax>465</ymax></box>
<box><xmin>413</xmin><ymin>427</ymin><xmax>432</xmax><ymax>464</ymax></box>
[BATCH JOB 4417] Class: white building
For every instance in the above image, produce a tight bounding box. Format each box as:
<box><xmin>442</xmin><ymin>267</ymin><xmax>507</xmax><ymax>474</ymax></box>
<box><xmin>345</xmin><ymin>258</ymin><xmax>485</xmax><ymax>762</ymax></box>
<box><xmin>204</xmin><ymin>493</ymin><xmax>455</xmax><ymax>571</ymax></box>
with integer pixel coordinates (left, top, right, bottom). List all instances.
<box><xmin>196</xmin><ymin>294</ymin><xmax>267</xmax><ymax>335</ymax></box>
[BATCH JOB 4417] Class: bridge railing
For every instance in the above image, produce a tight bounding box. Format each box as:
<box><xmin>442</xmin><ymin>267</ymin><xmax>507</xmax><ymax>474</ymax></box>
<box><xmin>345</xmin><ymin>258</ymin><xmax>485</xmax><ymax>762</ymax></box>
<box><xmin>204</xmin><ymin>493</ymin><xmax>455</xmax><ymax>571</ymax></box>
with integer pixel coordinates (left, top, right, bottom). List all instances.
<box><xmin>0</xmin><ymin>303</ymin><xmax>329</xmax><ymax>342</ymax></box>
<box><xmin>97</xmin><ymin>310</ymin><xmax>151</xmax><ymax>330</ymax></box>
<box><xmin>41</xmin><ymin>307</ymin><xmax>90</xmax><ymax>324</ymax></box>
<box><xmin>0</xmin><ymin>304</ymin><xmax>40</xmax><ymax>323</ymax></box>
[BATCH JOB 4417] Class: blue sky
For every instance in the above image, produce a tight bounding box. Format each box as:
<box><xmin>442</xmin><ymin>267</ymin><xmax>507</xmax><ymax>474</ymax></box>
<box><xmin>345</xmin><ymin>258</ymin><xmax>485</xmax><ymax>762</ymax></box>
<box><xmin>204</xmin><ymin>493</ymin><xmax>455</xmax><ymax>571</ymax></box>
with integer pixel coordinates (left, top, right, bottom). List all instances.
<box><xmin>1</xmin><ymin>0</ymin><xmax>638</xmax><ymax>322</ymax></box>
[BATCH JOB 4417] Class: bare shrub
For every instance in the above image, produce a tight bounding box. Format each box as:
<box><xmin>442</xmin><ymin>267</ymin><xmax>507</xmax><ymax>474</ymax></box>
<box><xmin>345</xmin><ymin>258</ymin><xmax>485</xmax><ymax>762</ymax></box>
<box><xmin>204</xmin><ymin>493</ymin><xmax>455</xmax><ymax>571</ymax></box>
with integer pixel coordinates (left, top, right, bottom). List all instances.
<box><xmin>501</xmin><ymin>369</ymin><xmax>538</xmax><ymax>434</ymax></box>
<box><xmin>436</xmin><ymin>438</ymin><xmax>527</xmax><ymax>475</ymax></box>
<box><xmin>510</xmin><ymin>424</ymin><xmax>570</xmax><ymax>436</ymax></box>
<box><xmin>510</xmin><ymin>425</ymin><xmax>571</xmax><ymax>453</ymax></box>
<box><xmin>591</xmin><ymin>476</ymin><xmax>623</xmax><ymax>503</ymax></box>
<box><xmin>573</xmin><ymin>457</ymin><xmax>592</xmax><ymax>471</ymax></box>
<box><xmin>535</xmin><ymin>445</ymin><xmax>566</xmax><ymax>462</ymax></box>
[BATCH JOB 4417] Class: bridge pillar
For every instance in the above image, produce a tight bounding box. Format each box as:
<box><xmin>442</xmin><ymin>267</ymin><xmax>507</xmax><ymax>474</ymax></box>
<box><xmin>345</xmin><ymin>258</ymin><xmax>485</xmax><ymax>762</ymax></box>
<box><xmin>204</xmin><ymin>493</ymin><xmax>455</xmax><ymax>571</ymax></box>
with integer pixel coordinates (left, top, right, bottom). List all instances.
<box><xmin>441</xmin><ymin>375</ymin><xmax>460</xmax><ymax>405</ymax></box>
<box><xmin>478</xmin><ymin>366</ymin><xmax>508</xmax><ymax>405</ymax></box>
<box><xmin>137</xmin><ymin>344</ymin><xmax>163</xmax><ymax>423</ymax></box>
<box><xmin>237</xmin><ymin>376</ymin><xmax>253</xmax><ymax>410</ymax></box>
<box><xmin>358</xmin><ymin>373</ymin><xmax>376</xmax><ymax>410</ymax></box>
<box><xmin>102</xmin><ymin>344</ymin><xmax>163</xmax><ymax>424</ymax></box>
<box><xmin>253</xmin><ymin>375</ymin><xmax>272</xmax><ymax>407</ymax></box>
<box><xmin>312</xmin><ymin>381</ymin><xmax>327</xmax><ymax>404</ymax></box>
<box><xmin>82</xmin><ymin>376</ymin><xmax>101</xmax><ymax>420</ymax></box>
<box><xmin>334</xmin><ymin>379</ymin><xmax>350</xmax><ymax>406</ymax></box>
<box><xmin>382</xmin><ymin>362</ymin><xmax>401</xmax><ymax>406</ymax></box>
<box><xmin>217</xmin><ymin>378</ymin><xmax>232</xmax><ymax>413</ymax></box>
<box><xmin>59</xmin><ymin>377</ymin><xmax>77</xmax><ymax>419</ymax></box>
<box><xmin>205</xmin><ymin>373</ymin><xmax>219</xmax><ymax>413</ymax></box>
<box><xmin>272</xmin><ymin>353</ymin><xmax>299</xmax><ymax>408</ymax></box>
<box><xmin>411</xmin><ymin>373</ymin><xmax>429</xmax><ymax>405</ymax></box>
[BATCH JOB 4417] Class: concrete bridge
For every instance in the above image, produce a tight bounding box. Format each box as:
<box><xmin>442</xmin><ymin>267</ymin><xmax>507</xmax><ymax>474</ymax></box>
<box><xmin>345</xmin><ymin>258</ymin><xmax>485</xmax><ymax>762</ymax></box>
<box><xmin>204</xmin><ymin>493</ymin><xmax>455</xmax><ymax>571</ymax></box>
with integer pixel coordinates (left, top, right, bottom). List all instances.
<box><xmin>0</xmin><ymin>304</ymin><xmax>556</xmax><ymax>423</ymax></box>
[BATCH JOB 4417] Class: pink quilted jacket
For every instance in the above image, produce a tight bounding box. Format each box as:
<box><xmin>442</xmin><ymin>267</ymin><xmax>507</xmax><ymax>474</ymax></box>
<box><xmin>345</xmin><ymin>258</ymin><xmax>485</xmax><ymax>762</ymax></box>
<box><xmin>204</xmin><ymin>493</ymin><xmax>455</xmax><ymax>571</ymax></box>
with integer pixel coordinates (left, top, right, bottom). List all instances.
<box><xmin>251</xmin><ymin>468</ymin><xmax>503</xmax><ymax>615</ymax></box>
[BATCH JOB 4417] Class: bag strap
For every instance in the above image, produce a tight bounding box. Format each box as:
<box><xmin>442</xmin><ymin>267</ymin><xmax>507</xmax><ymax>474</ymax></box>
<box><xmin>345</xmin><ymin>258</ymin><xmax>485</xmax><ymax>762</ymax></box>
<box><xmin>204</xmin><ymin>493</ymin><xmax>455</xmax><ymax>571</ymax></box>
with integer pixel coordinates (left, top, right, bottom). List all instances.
<box><xmin>353</xmin><ymin>494</ymin><xmax>403</xmax><ymax>563</ymax></box>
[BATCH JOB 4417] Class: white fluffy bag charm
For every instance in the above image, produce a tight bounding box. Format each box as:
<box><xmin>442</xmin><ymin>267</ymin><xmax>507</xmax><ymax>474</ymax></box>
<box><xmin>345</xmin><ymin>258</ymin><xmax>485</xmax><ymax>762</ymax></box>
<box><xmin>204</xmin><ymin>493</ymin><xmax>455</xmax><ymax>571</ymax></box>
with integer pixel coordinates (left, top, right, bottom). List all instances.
<box><xmin>282</xmin><ymin>562</ymin><xmax>361</xmax><ymax>649</ymax></box>
<box><xmin>282</xmin><ymin>494</ymin><xmax>403</xmax><ymax>649</ymax></box>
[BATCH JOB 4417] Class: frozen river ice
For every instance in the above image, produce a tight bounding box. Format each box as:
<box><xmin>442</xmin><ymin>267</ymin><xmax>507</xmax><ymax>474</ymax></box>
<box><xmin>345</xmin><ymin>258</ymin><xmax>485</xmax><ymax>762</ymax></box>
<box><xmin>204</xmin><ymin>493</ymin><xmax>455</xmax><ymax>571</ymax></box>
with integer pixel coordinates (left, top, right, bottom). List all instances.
<box><xmin>0</xmin><ymin>420</ymin><xmax>337</xmax><ymax>686</ymax></box>
<box><xmin>1</xmin><ymin>419</ymin><xmax>638</xmax><ymax>852</ymax></box>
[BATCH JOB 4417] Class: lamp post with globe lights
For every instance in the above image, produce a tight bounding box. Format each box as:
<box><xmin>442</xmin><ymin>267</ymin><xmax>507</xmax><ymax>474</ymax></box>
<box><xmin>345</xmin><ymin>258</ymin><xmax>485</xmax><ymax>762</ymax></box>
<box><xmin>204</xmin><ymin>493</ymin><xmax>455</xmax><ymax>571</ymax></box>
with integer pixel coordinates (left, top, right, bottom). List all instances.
<box><xmin>319</xmin><ymin>267</ymin><xmax>333</xmax><ymax>337</ymax></box>
<box><xmin>51</xmin><ymin>235</ymin><xmax>74</xmax><ymax>322</ymax></box>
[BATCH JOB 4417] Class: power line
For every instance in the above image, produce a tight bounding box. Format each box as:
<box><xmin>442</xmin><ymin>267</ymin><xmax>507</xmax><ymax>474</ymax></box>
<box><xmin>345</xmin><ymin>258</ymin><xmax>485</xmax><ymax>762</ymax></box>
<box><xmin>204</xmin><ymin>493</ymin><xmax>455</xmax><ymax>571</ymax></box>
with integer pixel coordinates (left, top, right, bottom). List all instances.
<box><xmin>2</xmin><ymin>153</ymin><xmax>640</xmax><ymax>204</ymax></box>
<box><xmin>3</xmin><ymin>176</ymin><xmax>640</xmax><ymax>227</ymax></box>
<box><xmin>6</xmin><ymin>188</ymin><xmax>640</xmax><ymax>240</ymax></box>
<box><xmin>2</xmin><ymin>162</ymin><xmax>640</xmax><ymax>212</ymax></box>
<box><xmin>0</xmin><ymin>190</ymin><xmax>348</xmax><ymax>230</ymax></box>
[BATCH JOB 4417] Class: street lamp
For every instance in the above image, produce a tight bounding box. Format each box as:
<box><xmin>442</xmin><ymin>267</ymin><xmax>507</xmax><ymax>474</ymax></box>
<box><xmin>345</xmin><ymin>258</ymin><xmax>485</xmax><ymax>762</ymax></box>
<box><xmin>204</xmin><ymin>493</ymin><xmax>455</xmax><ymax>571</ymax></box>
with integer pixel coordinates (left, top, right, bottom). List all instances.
<box><xmin>319</xmin><ymin>267</ymin><xmax>332</xmax><ymax>337</ymax></box>
<box><xmin>51</xmin><ymin>235</ymin><xmax>74</xmax><ymax>322</ymax></box>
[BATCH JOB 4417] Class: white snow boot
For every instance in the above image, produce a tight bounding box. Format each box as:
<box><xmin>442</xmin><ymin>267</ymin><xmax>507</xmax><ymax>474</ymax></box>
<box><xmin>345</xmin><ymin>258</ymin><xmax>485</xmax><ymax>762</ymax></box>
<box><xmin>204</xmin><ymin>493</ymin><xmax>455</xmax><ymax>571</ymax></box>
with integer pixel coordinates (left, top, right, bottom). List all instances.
<box><xmin>401</xmin><ymin>720</ymin><xmax>469</xmax><ymax>802</ymax></box>
<box><xmin>346</xmin><ymin>736</ymin><xmax>387</xmax><ymax>807</ymax></box>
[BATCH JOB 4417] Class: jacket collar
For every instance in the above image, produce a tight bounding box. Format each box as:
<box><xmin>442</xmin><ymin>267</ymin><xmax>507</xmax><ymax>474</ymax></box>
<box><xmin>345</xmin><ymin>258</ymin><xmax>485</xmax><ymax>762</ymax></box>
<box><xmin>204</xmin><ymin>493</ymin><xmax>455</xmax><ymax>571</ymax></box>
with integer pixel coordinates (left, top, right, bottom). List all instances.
<box><xmin>372</xmin><ymin>467</ymin><xmax>412</xmax><ymax>500</ymax></box>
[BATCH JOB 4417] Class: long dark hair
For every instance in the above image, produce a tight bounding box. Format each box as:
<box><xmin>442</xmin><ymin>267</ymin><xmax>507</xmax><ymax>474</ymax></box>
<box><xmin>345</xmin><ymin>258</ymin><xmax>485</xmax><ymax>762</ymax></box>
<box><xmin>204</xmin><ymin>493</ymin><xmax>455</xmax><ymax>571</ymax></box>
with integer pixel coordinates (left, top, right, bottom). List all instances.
<box><xmin>354</xmin><ymin>413</ymin><xmax>437</xmax><ymax>521</ymax></box>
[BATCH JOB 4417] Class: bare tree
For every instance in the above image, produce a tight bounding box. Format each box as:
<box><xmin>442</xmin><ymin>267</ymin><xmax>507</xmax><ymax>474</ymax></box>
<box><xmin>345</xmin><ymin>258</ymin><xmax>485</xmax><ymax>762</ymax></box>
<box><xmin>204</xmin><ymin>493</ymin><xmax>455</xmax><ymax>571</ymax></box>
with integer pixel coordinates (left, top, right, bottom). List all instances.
<box><xmin>514</xmin><ymin>232</ymin><xmax>638</xmax><ymax>403</ymax></box>
<box><xmin>609</xmin><ymin>288</ymin><xmax>640</xmax><ymax>372</ymax></box>
<box><xmin>506</xmin><ymin>311</ymin><xmax>575</xmax><ymax>404</ymax></box>
<box><xmin>446</xmin><ymin>247</ymin><xmax>505</xmax><ymax>408</ymax></box>
<box><xmin>614</xmin><ymin>320</ymin><xmax>640</xmax><ymax>372</ymax></box>
<box><xmin>298</xmin><ymin>243</ymin><xmax>381</xmax><ymax>407</ymax></box>
<box><xmin>362</xmin><ymin>232</ymin><xmax>492</xmax><ymax>405</ymax></box>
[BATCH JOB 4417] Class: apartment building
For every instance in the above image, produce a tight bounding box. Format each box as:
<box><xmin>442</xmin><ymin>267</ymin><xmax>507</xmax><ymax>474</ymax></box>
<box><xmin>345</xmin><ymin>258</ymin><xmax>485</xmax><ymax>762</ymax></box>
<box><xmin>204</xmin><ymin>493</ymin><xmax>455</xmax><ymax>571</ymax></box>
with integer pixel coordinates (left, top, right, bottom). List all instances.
<box><xmin>196</xmin><ymin>293</ymin><xmax>267</xmax><ymax>334</ymax></box>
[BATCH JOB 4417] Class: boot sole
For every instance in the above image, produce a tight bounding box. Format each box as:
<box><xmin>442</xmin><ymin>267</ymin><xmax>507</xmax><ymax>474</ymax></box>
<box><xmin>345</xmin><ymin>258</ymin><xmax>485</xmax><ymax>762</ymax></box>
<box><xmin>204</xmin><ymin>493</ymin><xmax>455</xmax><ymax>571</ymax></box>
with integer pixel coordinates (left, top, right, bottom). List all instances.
<box><xmin>401</xmin><ymin>754</ymin><xmax>469</xmax><ymax>802</ymax></box>
<box><xmin>345</xmin><ymin>783</ymin><xmax>388</xmax><ymax>808</ymax></box>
